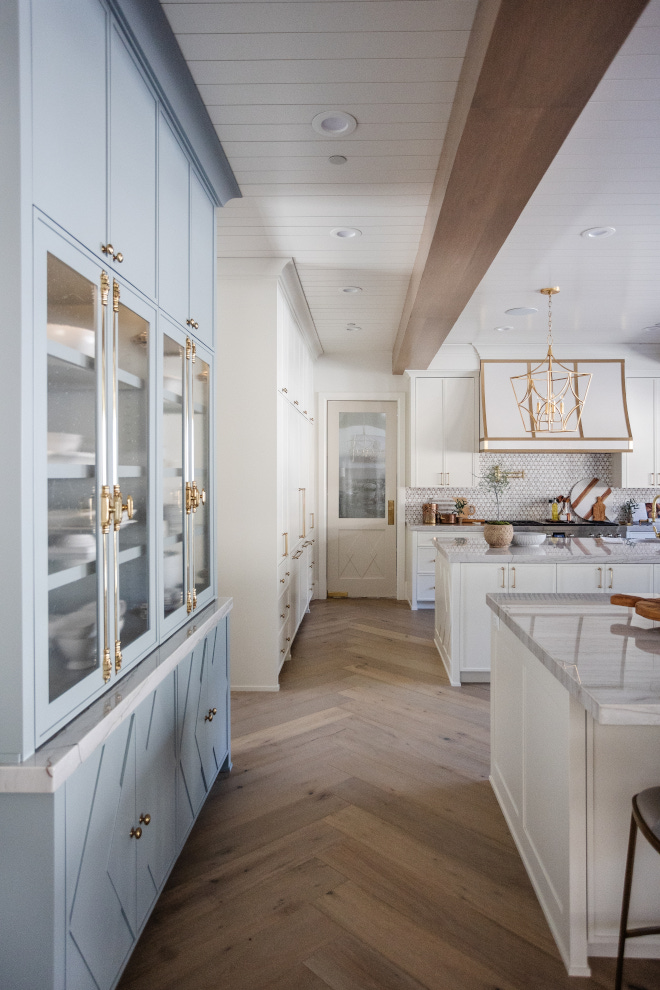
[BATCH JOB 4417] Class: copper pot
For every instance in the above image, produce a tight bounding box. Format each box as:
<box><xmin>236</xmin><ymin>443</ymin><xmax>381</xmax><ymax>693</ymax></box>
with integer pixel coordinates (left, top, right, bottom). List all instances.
<box><xmin>440</xmin><ymin>513</ymin><xmax>456</xmax><ymax>525</ymax></box>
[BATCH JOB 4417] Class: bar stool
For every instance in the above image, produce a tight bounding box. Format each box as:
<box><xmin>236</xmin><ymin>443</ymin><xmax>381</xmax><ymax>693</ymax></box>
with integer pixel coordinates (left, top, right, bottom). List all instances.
<box><xmin>615</xmin><ymin>787</ymin><xmax>660</xmax><ymax>990</ymax></box>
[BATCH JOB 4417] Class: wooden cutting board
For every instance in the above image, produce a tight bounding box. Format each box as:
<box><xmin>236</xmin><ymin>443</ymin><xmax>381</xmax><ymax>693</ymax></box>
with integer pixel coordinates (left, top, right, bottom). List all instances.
<box><xmin>570</xmin><ymin>477</ymin><xmax>614</xmax><ymax>521</ymax></box>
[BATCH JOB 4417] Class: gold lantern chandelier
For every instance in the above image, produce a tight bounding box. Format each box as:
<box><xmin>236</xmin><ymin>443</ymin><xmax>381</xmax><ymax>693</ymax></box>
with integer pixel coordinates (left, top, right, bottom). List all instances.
<box><xmin>510</xmin><ymin>287</ymin><xmax>591</xmax><ymax>433</ymax></box>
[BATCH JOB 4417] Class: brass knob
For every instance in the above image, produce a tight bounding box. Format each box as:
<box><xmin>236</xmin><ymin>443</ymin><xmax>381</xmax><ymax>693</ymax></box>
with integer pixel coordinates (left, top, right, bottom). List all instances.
<box><xmin>303</xmin><ymin>410</ymin><xmax>308</xmax><ymax>415</ymax></box>
<box><xmin>114</xmin><ymin>252</ymin><xmax>123</xmax><ymax>263</ymax></box>
<box><xmin>286</xmin><ymin>571</ymin><xmax>290</xmax><ymax>576</ymax></box>
<box><xmin>282</xmin><ymin>387</ymin><xmax>288</xmax><ymax>393</ymax></box>
<box><xmin>294</xmin><ymin>400</ymin><xmax>299</xmax><ymax>406</ymax></box>
<box><xmin>285</xmin><ymin>604</ymin><xmax>290</xmax><ymax>609</ymax></box>
<box><xmin>200</xmin><ymin>488</ymin><xmax>206</xmax><ymax>506</ymax></box>
<box><xmin>212</xmin><ymin>707</ymin><xmax>217</xmax><ymax>715</ymax></box>
<box><xmin>280</xmin><ymin>578</ymin><xmax>285</xmax><ymax>583</ymax></box>
<box><xmin>204</xmin><ymin>708</ymin><xmax>215</xmax><ymax>722</ymax></box>
<box><xmin>130</xmin><ymin>826</ymin><xmax>143</xmax><ymax>840</ymax></box>
<box><xmin>281</xmin><ymin>649</ymin><xmax>285</xmax><ymax>654</ymax></box>
<box><xmin>186</xmin><ymin>318</ymin><xmax>194</xmax><ymax>327</ymax></box>
<box><xmin>101</xmin><ymin>243</ymin><xmax>114</xmax><ymax>256</ymax></box>
<box><xmin>280</xmin><ymin>613</ymin><xmax>285</xmax><ymax>619</ymax></box>
<box><xmin>139</xmin><ymin>813</ymin><xmax>151</xmax><ymax>826</ymax></box>
<box><xmin>194</xmin><ymin>321</ymin><xmax>199</xmax><ymax>330</ymax></box>
<box><xmin>286</xmin><ymin>637</ymin><xmax>291</xmax><ymax>642</ymax></box>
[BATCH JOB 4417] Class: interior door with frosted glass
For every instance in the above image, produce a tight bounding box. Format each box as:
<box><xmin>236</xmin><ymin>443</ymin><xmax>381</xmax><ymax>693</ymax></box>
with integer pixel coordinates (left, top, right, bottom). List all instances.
<box><xmin>327</xmin><ymin>401</ymin><xmax>397</xmax><ymax>597</ymax></box>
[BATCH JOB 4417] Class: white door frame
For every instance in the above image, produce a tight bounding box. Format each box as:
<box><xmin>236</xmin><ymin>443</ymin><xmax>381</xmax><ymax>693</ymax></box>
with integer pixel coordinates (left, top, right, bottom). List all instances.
<box><xmin>317</xmin><ymin>391</ymin><xmax>406</xmax><ymax>601</ymax></box>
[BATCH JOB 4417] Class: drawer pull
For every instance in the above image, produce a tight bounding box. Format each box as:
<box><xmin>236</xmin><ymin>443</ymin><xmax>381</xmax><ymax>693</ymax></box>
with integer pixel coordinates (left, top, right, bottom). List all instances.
<box><xmin>511</xmin><ymin>566</ymin><xmax>516</xmax><ymax>589</ymax></box>
<box><xmin>129</xmin><ymin>826</ymin><xmax>142</xmax><ymax>840</ymax></box>
<box><xmin>608</xmin><ymin>567</ymin><xmax>614</xmax><ymax>590</ymax></box>
<box><xmin>204</xmin><ymin>707</ymin><xmax>217</xmax><ymax>722</ymax></box>
<box><xmin>597</xmin><ymin>567</ymin><xmax>603</xmax><ymax>589</ymax></box>
<box><xmin>286</xmin><ymin>604</ymin><xmax>290</xmax><ymax>609</ymax></box>
<box><xmin>280</xmin><ymin>613</ymin><xmax>285</xmax><ymax>619</ymax></box>
<box><xmin>139</xmin><ymin>813</ymin><xmax>151</xmax><ymax>826</ymax></box>
<box><xmin>500</xmin><ymin>567</ymin><xmax>506</xmax><ymax>589</ymax></box>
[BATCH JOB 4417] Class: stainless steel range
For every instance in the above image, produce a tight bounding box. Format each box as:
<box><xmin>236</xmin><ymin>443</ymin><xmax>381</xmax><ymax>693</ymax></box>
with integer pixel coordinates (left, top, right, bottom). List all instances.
<box><xmin>507</xmin><ymin>519</ymin><xmax>625</xmax><ymax>537</ymax></box>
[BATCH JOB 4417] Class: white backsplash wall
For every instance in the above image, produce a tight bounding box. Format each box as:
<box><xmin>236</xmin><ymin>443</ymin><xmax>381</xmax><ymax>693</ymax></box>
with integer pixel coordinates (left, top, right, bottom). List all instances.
<box><xmin>406</xmin><ymin>453</ymin><xmax>657</xmax><ymax>523</ymax></box>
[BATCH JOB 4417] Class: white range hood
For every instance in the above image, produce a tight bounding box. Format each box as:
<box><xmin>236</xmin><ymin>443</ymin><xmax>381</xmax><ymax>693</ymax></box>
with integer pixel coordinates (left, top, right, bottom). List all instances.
<box><xmin>479</xmin><ymin>358</ymin><xmax>632</xmax><ymax>453</ymax></box>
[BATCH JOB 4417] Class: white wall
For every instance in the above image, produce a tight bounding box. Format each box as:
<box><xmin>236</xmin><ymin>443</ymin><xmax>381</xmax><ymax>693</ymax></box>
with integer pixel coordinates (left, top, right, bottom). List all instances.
<box><xmin>315</xmin><ymin>350</ymin><xmax>407</xmax><ymax>396</ymax></box>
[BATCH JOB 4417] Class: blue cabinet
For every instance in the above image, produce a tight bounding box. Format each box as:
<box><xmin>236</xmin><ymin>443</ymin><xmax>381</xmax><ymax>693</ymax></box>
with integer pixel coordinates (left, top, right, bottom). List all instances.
<box><xmin>109</xmin><ymin>22</ymin><xmax>158</xmax><ymax>298</ymax></box>
<box><xmin>32</xmin><ymin>0</ymin><xmax>108</xmax><ymax>253</ymax></box>
<box><xmin>158</xmin><ymin>116</ymin><xmax>217</xmax><ymax>349</ymax></box>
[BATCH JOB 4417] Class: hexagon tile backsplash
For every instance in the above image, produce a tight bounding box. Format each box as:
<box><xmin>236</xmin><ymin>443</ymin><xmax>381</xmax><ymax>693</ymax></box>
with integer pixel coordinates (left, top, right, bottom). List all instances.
<box><xmin>405</xmin><ymin>453</ymin><xmax>656</xmax><ymax>524</ymax></box>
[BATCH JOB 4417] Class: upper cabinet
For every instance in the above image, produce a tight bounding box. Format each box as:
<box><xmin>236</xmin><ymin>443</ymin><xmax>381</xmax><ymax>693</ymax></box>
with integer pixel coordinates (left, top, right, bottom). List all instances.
<box><xmin>409</xmin><ymin>375</ymin><xmax>477</xmax><ymax>488</ymax></box>
<box><xmin>31</xmin><ymin>0</ymin><xmax>216</xmax><ymax>348</ymax></box>
<box><xmin>158</xmin><ymin>116</ymin><xmax>216</xmax><ymax>350</ymax></box>
<box><xmin>621</xmin><ymin>377</ymin><xmax>660</xmax><ymax>488</ymax></box>
<box><xmin>277</xmin><ymin>286</ymin><xmax>314</xmax><ymax>421</ymax></box>
<box><xmin>32</xmin><ymin>0</ymin><xmax>108</xmax><ymax>253</ymax></box>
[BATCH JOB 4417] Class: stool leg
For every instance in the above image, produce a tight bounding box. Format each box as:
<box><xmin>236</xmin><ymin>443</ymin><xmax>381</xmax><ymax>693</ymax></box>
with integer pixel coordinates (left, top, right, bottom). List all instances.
<box><xmin>615</xmin><ymin>814</ymin><xmax>638</xmax><ymax>990</ymax></box>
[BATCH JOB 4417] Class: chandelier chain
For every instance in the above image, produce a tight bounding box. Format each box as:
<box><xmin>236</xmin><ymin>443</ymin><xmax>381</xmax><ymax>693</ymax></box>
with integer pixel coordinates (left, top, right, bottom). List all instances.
<box><xmin>547</xmin><ymin>292</ymin><xmax>553</xmax><ymax>347</ymax></box>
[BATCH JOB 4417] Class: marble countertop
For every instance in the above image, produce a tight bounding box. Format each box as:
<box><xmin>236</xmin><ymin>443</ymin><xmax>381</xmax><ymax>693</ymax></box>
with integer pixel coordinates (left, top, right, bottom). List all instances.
<box><xmin>487</xmin><ymin>593</ymin><xmax>660</xmax><ymax>725</ymax></box>
<box><xmin>434</xmin><ymin>535</ymin><xmax>660</xmax><ymax>564</ymax></box>
<box><xmin>0</xmin><ymin>597</ymin><xmax>233</xmax><ymax>794</ymax></box>
<box><xmin>407</xmin><ymin>523</ymin><xmax>484</xmax><ymax>533</ymax></box>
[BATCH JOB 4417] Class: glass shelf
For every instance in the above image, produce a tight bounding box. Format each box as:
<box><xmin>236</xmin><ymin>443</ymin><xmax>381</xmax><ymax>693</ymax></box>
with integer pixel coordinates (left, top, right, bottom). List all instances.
<box><xmin>47</xmin><ymin>543</ymin><xmax>146</xmax><ymax>592</ymax></box>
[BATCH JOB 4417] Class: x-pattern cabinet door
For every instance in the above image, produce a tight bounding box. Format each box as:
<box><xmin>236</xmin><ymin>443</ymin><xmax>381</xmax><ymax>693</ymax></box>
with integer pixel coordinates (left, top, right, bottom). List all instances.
<box><xmin>65</xmin><ymin>717</ymin><xmax>137</xmax><ymax>990</ymax></box>
<box><xmin>176</xmin><ymin>641</ymin><xmax>208</xmax><ymax>841</ymax></box>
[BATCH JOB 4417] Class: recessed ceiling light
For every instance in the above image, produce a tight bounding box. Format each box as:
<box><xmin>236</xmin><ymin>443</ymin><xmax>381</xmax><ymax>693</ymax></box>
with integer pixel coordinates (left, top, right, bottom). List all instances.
<box><xmin>328</xmin><ymin>155</ymin><xmax>347</xmax><ymax>165</ymax></box>
<box><xmin>341</xmin><ymin>286</ymin><xmax>362</xmax><ymax>294</ymax></box>
<box><xmin>312</xmin><ymin>111</ymin><xmax>357</xmax><ymax>137</ymax></box>
<box><xmin>505</xmin><ymin>307</ymin><xmax>538</xmax><ymax>316</ymax></box>
<box><xmin>331</xmin><ymin>227</ymin><xmax>361</xmax><ymax>239</ymax></box>
<box><xmin>581</xmin><ymin>226</ymin><xmax>616</xmax><ymax>238</ymax></box>
<box><xmin>494</xmin><ymin>326</ymin><xmax>514</xmax><ymax>332</ymax></box>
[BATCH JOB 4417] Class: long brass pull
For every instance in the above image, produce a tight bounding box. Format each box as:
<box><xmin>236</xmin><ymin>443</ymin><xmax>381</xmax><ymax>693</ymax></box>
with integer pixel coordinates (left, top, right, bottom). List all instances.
<box><xmin>608</xmin><ymin>567</ymin><xmax>614</xmax><ymax>590</ymax></box>
<box><xmin>511</xmin><ymin>566</ymin><xmax>516</xmax><ymax>589</ymax></box>
<box><xmin>299</xmin><ymin>488</ymin><xmax>306</xmax><ymax>538</ymax></box>
<box><xmin>283</xmin><ymin>532</ymin><xmax>289</xmax><ymax>557</ymax></box>
<box><xmin>100</xmin><ymin>272</ymin><xmax>112</xmax><ymax>683</ymax></box>
<box><xmin>310</xmin><ymin>512</ymin><xmax>314</xmax><ymax>530</ymax></box>
<box><xmin>500</xmin><ymin>567</ymin><xmax>506</xmax><ymax>589</ymax></box>
<box><xmin>388</xmin><ymin>500</ymin><xmax>395</xmax><ymax>525</ymax></box>
<box><xmin>185</xmin><ymin>340</ymin><xmax>193</xmax><ymax>613</ymax></box>
<box><xmin>597</xmin><ymin>567</ymin><xmax>603</xmax><ymax>589</ymax></box>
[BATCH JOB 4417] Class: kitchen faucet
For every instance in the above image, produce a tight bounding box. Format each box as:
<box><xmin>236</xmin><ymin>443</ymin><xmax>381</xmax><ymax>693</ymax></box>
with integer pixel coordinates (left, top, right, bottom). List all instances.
<box><xmin>651</xmin><ymin>494</ymin><xmax>660</xmax><ymax>539</ymax></box>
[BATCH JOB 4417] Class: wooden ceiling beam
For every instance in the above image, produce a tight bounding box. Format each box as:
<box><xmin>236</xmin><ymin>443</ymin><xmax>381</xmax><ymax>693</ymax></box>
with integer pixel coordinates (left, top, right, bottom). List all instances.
<box><xmin>392</xmin><ymin>0</ymin><xmax>650</xmax><ymax>374</ymax></box>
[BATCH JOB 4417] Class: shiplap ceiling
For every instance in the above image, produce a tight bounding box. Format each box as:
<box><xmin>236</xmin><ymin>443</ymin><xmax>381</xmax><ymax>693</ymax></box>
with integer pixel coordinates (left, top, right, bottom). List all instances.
<box><xmin>162</xmin><ymin>0</ymin><xmax>660</xmax><ymax>361</ymax></box>
<box><xmin>445</xmin><ymin>0</ymin><xmax>660</xmax><ymax>352</ymax></box>
<box><xmin>161</xmin><ymin>0</ymin><xmax>478</xmax><ymax>354</ymax></box>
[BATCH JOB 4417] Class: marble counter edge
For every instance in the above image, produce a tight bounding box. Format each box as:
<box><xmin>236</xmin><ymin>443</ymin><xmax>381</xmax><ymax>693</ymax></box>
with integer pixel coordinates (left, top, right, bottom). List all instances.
<box><xmin>434</xmin><ymin>539</ymin><xmax>660</xmax><ymax>564</ymax></box>
<box><xmin>486</xmin><ymin>593</ymin><xmax>660</xmax><ymax>725</ymax></box>
<box><xmin>0</xmin><ymin>597</ymin><xmax>233</xmax><ymax>794</ymax></box>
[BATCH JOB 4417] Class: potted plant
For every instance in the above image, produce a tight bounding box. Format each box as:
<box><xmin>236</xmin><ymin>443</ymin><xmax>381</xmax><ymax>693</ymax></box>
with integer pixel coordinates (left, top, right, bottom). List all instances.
<box><xmin>480</xmin><ymin>464</ymin><xmax>514</xmax><ymax>547</ymax></box>
<box><xmin>454</xmin><ymin>497</ymin><xmax>468</xmax><ymax>524</ymax></box>
<box><xmin>621</xmin><ymin>497</ymin><xmax>639</xmax><ymax>525</ymax></box>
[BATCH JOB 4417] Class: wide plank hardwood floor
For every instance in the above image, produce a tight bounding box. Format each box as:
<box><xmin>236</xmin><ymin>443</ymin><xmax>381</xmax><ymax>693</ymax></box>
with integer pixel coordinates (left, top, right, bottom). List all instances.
<box><xmin>119</xmin><ymin>599</ymin><xmax>657</xmax><ymax>990</ymax></box>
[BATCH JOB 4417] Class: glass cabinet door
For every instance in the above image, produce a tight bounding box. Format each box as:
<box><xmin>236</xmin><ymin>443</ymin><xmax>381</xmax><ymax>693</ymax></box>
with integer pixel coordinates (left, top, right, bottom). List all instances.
<box><xmin>112</xmin><ymin>283</ymin><xmax>155</xmax><ymax>668</ymax></box>
<box><xmin>162</xmin><ymin>330</ymin><xmax>186</xmax><ymax>622</ymax></box>
<box><xmin>37</xmin><ymin>222</ymin><xmax>157</xmax><ymax>740</ymax></box>
<box><xmin>46</xmin><ymin>251</ymin><xmax>101</xmax><ymax>705</ymax></box>
<box><xmin>192</xmin><ymin>348</ymin><xmax>211</xmax><ymax>607</ymax></box>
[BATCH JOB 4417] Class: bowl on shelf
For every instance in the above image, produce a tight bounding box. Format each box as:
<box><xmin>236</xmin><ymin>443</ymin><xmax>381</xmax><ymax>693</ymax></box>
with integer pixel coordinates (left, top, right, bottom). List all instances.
<box><xmin>512</xmin><ymin>533</ymin><xmax>546</xmax><ymax>546</ymax></box>
<box><xmin>47</xmin><ymin>432</ymin><xmax>83</xmax><ymax>455</ymax></box>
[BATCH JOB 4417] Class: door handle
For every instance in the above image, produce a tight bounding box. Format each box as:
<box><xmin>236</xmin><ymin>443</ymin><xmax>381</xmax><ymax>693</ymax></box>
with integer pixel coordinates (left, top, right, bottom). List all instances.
<box><xmin>388</xmin><ymin>500</ymin><xmax>394</xmax><ymax>525</ymax></box>
<box><xmin>500</xmin><ymin>567</ymin><xmax>506</xmax><ymax>589</ymax></box>
<box><xmin>597</xmin><ymin>567</ymin><xmax>603</xmax><ymax>589</ymax></box>
<box><xmin>608</xmin><ymin>567</ymin><xmax>614</xmax><ymax>590</ymax></box>
<box><xmin>511</xmin><ymin>566</ymin><xmax>516</xmax><ymax>589</ymax></box>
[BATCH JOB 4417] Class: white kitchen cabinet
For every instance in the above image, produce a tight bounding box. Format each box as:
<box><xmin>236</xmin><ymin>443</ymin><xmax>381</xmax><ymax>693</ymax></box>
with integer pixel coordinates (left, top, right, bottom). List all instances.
<box><xmin>621</xmin><ymin>378</ymin><xmax>660</xmax><ymax>488</ymax></box>
<box><xmin>556</xmin><ymin>563</ymin><xmax>654</xmax><ymax>594</ymax></box>
<box><xmin>436</xmin><ymin>558</ymin><xmax>556</xmax><ymax>685</ymax></box>
<box><xmin>408</xmin><ymin>375</ymin><xmax>477</xmax><ymax>488</ymax></box>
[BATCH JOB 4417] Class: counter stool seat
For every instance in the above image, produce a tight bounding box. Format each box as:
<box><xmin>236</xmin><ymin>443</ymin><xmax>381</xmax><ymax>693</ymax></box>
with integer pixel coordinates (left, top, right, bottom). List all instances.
<box><xmin>615</xmin><ymin>787</ymin><xmax>660</xmax><ymax>990</ymax></box>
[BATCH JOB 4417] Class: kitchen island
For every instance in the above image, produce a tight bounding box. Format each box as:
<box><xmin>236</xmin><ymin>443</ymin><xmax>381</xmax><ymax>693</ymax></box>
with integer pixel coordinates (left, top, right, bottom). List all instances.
<box><xmin>434</xmin><ymin>535</ymin><xmax>660</xmax><ymax>684</ymax></box>
<box><xmin>487</xmin><ymin>593</ymin><xmax>660</xmax><ymax>976</ymax></box>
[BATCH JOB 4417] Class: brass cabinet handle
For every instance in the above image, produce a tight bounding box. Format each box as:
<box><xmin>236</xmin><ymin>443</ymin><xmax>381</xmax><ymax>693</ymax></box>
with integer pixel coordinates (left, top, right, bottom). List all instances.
<box><xmin>283</xmin><ymin>532</ymin><xmax>288</xmax><ymax>557</ymax></box>
<box><xmin>139</xmin><ymin>813</ymin><xmax>151</xmax><ymax>826</ymax></box>
<box><xmin>500</xmin><ymin>567</ymin><xmax>506</xmax><ymax>589</ymax></box>
<box><xmin>101</xmin><ymin>243</ymin><xmax>123</xmax><ymax>262</ymax></box>
<box><xmin>280</xmin><ymin>613</ymin><xmax>285</xmax><ymax>619</ymax></box>
<box><xmin>597</xmin><ymin>567</ymin><xmax>603</xmax><ymax>589</ymax></box>
<box><xmin>186</xmin><ymin>318</ymin><xmax>199</xmax><ymax>330</ymax></box>
<box><xmin>299</xmin><ymin>488</ymin><xmax>306</xmax><ymax>538</ymax></box>
<box><xmin>285</xmin><ymin>604</ymin><xmax>290</xmax><ymax>609</ymax></box>
<box><xmin>286</xmin><ymin>571</ymin><xmax>290</xmax><ymax>576</ymax></box>
<box><xmin>112</xmin><ymin>486</ymin><xmax>133</xmax><ymax>531</ymax></box>
<box><xmin>388</xmin><ymin>500</ymin><xmax>394</xmax><ymax>525</ymax></box>
<box><xmin>280</xmin><ymin>578</ymin><xmax>285</xmax><ymax>583</ymax></box>
<box><xmin>282</xmin><ymin>387</ymin><xmax>288</xmax><ymax>393</ymax></box>
<box><xmin>511</xmin><ymin>566</ymin><xmax>516</xmax><ymax>589</ymax></box>
<box><xmin>310</xmin><ymin>512</ymin><xmax>314</xmax><ymax>529</ymax></box>
<box><xmin>204</xmin><ymin>707</ymin><xmax>217</xmax><ymax>722</ymax></box>
<box><xmin>286</xmin><ymin>637</ymin><xmax>291</xmax><ymax>642</ymax></box>
<box><xmin>129</xmin><ymin>826</ymin><xmax>143</xmax><ymax>840</ymax></box>
<box><xmin>281</xmin><ymin>648</ymin><xmax>286</xmax><ymax>654</ymax></box>
<box><xmin>294</xmin><ymin>400</ymin><xmax>299</xmax><ymax>405</ymax></box>
<box><xmin>608</xmin><ymin>567</ymin><xmax>614</xmax><ymax>589</ymax></box>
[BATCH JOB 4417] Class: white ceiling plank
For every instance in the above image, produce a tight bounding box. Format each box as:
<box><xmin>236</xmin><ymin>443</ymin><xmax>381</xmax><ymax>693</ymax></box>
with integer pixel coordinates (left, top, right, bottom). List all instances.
<box><xmin>221</xmin><ymin>139</ymin><xmax>444</xmax><ymax>157</ymax></box>
<box><xmin>163</xmin><ymin>2</ymin><xmax>478</xmax><ymax>35</ymax></box>
<box><xmin>175</xmin><ymin>31</ymin><xmax>471</xmax><ymax>61</ymax></box>
<box><xmin>189</xmin><ymin>58</ymin><xmax>463</xmax><ymax>87</ymax></box>
<box><xmin>207</xmin><ymin>103</ymin><xmax>454</xmax><ymax>126</ymax></box>
<box><xmin>197</xmin><ymin>81</ymin><xmax>459</xmax><ymax>105</ymax></box>
<box><xmin>211</xmin><ymin>121</ymin><xmax>449</xmax><ymax>142</ymax></box>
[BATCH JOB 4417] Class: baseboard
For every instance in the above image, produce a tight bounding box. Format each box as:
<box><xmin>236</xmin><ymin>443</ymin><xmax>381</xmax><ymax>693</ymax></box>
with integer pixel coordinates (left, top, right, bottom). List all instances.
<box><xmin>230</xmin><ymin>684</ymin><xmax>280</xmax><ymax>692</ymax></box>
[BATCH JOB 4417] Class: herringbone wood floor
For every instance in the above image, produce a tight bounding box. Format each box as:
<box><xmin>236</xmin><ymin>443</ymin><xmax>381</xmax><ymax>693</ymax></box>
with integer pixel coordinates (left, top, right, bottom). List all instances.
<box><xmin>118</xmin><ymin>599</ymin><xmax>658</xmax><ymax>990</ymax></box>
